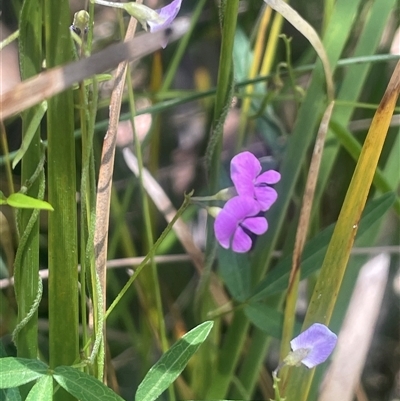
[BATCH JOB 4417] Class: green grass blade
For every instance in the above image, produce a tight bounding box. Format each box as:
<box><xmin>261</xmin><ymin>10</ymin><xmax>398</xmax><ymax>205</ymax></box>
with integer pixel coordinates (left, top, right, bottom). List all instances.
<box><xmin>283</xmin><ymin>61</ymin><xmax>400</xmax><ymax>401</ymax></box>
<box><xmin>15</xmin><ymin>0</ymin><xmax>43</xmax><ymax>365</ymax></box>
<box><xmin>44</xmin><ymin>2</ymin><xmax>79</xmax><ymax>400</ymax></box>
<box><xmin>316</xmin><ymin>0</ymin><xmax>397</xmax><ymax>203</ymax></box>
<box><xmin>12</xmin><ymin>101</ymin><xmax>47</xmax><ymax>170</ymax></box>
<box><xmin>249</xmin><ymin>192</ymin><xmax>395</xmax><ymax>301</ymax></box>
<box><xmin>252</xmin><ymin>0</ymin><xmax>364</xmax><ymax>280</ymax></box>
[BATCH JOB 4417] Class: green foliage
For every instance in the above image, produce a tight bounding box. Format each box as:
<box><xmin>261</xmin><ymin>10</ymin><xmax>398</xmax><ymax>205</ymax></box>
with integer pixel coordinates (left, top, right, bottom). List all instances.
<box><xmin>0</xmin><ymin>358</ymin><xmax>48</xmax><ymax>387</ymax></box>
<box><xmin>25</xmin><ymin>376</ymin><xmax>53</xmax><ymax>401</ymax></box>
<box><xmin>135</xmin><ymin>322</ymin><xmax>214</xmax><ymax>401</ymax></box>
<box><xmin>217</xmin><ymin>247</ymin><xmax>250</xmax><ymax>302</ymax></box>
<box><xmin>249</xmin><ymin>192</ymin><xmax>395</xmax><ymax>301</ymax></box>
<box><xmin>0</xmin><ymin>193</ymin><xmax>53</xmax><ymax>211</ymax></box>
<box><xmin>53</xmin><ymin>366</ymin><xmax>125</xmax><ymax>401</ymax></box>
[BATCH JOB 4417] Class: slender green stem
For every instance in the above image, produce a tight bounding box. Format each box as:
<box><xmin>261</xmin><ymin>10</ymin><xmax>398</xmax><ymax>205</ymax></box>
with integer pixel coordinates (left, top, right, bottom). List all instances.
<box><xmin>105</xmin><ymin>193</ymin><xmax>192</xmax><ymax>319</ymax></box>
<box><xmin>208</xmin><ymin>0</ymin><xmax>240</xmax><ymax>190</ymax></box>
<box><xmin>0</xmin><ymin>123</ymin><xmax>14</xmax><ymax>196</ymax></box>
<box><xmin>0</xmin><ymin>29</ymin><xmax>19</xmax><ymax>51</ymax></box>
<box><xmin>126</xmin><ymin>67</ymin><xmax>174</xmax><ymax>401</ymax></box>
<box><xmin>93</xmin><ymin>0</ymin><xmax>125</xmax><ymax>9</ymax></box>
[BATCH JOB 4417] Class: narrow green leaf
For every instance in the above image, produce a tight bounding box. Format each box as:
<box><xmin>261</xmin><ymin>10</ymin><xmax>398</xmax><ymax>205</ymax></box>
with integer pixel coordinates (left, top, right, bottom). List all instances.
<box><xmin>53</xmin><ymin>366</ymin><xmax>124</xmax><ymax>401</ymax></box>
<box><xmin>12</xmin><ymin>101</ymin><xmax>47</xmax><ymax>169</ymax></box>
<box><xmin>135</xmin><ymin>321</ymin><xmax>214</xmax><ymax>401</ymax></box>
<box><xmin>218</xmin><ymin>247</ymin><xmax>250</xmax><ymax>302</ymax></box>
<box><xmin>16</xmin><ymin>0</ymin><xmax>43</xmax><ymax>364</ymax></box>
<box><xmin>6</xmin><ymin>193</ymin><xmax>54</xmax><ymax>211</ymax></box>
<box><xmin>0</xmin><ymin>191</ymin><xmax>6</xmax><ymax>205</ymax></box>
<box><xmin>0</xmin><ymin>358</ymin><xmax>48</xmax><ymax>388</ymax></box>
<box><xmin>249</xmin><ymin>192</ymin><xmax>395</xmax><ymax>301</ymax></box>
<box><xmin>44</xmin><ymin>4</ymin><xmax>80</xmax><ymax>394</ymax></box>
<box><xmin>25</xmin><ymin>375</ymin><xmax>53</xmax><ymax>401</ymax></box>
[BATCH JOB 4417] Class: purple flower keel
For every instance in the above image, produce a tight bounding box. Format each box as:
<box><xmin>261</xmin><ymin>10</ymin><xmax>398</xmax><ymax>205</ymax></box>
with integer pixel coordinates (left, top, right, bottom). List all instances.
<box><xmin>214</xmin><ymin>196</ymin><xmax>267</xmax><ymax>253</ymax></box>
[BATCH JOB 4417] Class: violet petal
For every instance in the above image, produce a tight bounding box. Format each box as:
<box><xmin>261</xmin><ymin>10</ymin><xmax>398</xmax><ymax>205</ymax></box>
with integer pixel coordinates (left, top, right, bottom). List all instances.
<box><xmin>232</xmin><ymin>225</ymin><xmax>252</xmax><ymax>253</ymax></box>
<box><xmin>254</xmin><ymin>186</ymin><xmax>278</xmax><ymax>211</ymax></box>
<box><xmin>214</xmin><ymin>196</ymin><xmax>261</xmax><ymax>251</ymax></box>
<box><xmin>290</xmin><ymin>323</ymin><xmax>337</xmax><ymax>368</ymax></box>
<box><xmin>256</xmin><ymin>169</ymin><xmax>281</xmax><ymax>185</ymax></box>
<box><xmin>241</xmin><ymin>216</ymin><xmax>268</xmax><ymax>235</ymax></box>
<box><xmin>230</xmin><ymin>151</ymin><xmax>261</xmax><ymax>197</ymax></box>
<box><xmin>214</xmin><ymin>210</ymin><xmax>237</xmax><ymax>249</ymax></box>
<box><xmin>148</xmin><ymin>0</ymin><xmax>183</xmax><ymax>32</ymax></box>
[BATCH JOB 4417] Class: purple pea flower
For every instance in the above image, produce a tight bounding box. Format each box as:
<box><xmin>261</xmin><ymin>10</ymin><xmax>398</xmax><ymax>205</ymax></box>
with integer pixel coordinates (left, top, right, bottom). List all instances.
<box><xmin>286</xmin><ymin>323</ymin><xmax>337</xmax><ymax>368</ymax></box>
<box><xmin>214</xmin><ymin>196</ymin><xmax>268</xmax><ymax>253</ymax></box>
<box><xmin>231</xmin><ymin>151</ymin><xmax>280</xmax><ymax>212</ymax></box>
<box><xmin>148</xmin><ymin>0</ymin><xmax>183</xmax><ymax>32</ymax></box>
<box><xmin>94</xmin><ymin>0</ymin><xmax>182</xmax><ymax>38</ymax></box>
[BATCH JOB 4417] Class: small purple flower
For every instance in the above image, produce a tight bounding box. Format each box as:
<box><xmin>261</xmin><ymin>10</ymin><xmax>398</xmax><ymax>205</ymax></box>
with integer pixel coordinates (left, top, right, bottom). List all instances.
<box><xmin>149</xmin><ymin>0</ymin><xmax>183</xmax><ymax>32</ymax></box>
<box><xmin>214</xmin><ymin>196</ymin><xmax>268</xmax><ymax>253</ymax></box>
<box><xmin>287</xmin><ymin>323</ymin><xmax>337</xmax><ymax>368</ymax></box>
<box><xmin>95</xmin><ymin>0</ymin><xmax>182</xmax><ymax>40</ymax></box>
<box><xmin>231</xmin><ymin>151</ymin><xmax>280</xmax><ymax>212</ymax></box>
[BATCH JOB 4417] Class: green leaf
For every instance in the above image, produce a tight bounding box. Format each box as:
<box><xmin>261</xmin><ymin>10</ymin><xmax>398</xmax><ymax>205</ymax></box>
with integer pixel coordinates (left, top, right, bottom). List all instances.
<box><xmin>0</xmin><ymin>345</ymin><xmax>21</xmax><ymax>401</ymax></box>
<box><xmin>0</xmin><ymin>387</ymin><xmax>21</xmax><ymax>401</ymax></box>
<box><xmin>0</xmin><ymin>191</ymin><xmax>6</xmax><ymax>205</ymax></box>
<box><xmin>218</xmin><ymin>247</ymin><xmax>250</xmax><ymax>302</ymax></box>
<box><xmin>0</xmin><ymin>358</ymin><xmax>48</xmax><ymax>388</ymax></box>
<box><xmin>135</xmin><ymin>321</ymin><xmax>214</xmax><ymax>401</ymax></box>
<box><xmin>244</xmin><ymin>303</ymin><xmax>300</xmax><ymax>339</ymax></box>
<box><xmin>53</xmin><ymin>366</ymin><xmax>124</xmax><ymax>401</ymax></box>
<box><xmin>249</xmin><ymin>192</ymin><xmax>395</xmax><ymax>301</ymax></box>
<box><xmin>12</xmin><ymin>101</ymin><xmax>47</xmax><ymax>169</ymax></box>
<box><xmin>6</xmin><ymin>193</ymin><xmax>54</xmax><ymax>211</ymax></box>
<box><xmin>25</xmin><ymin>375</ymin><xmax>53</xmax><ymax>401</ymax></box>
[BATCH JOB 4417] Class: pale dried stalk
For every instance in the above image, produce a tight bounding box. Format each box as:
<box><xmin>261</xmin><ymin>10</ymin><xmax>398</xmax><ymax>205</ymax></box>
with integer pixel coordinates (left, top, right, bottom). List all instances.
<box><xmin>94</xmin><ymin>15</ymin><xmax>139</xmax><ymax>316</ymax></box>
<box><xmin>0</xmin><ymin>18</ymin><xmax>189</xmax><ymax>120</ymax></box>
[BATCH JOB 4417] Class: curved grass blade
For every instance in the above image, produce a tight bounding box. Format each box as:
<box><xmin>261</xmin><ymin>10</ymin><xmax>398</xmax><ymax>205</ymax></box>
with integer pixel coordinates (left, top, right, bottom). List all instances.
<box><xmin>284</xmin><ymin>60</ymin><xmax>400</xmax><ymax>401</ymax></box>
<box><xmin>249</xmin><ymin>191</ymin><xmax>395</xmax><ymax>302</ymax></box>
<box><xmin>264</xmin><ymin>0</ymin><xmax>334</xmax><ymax>100</ymax></box>
<box><xmin>12</xmin><ymin>101</ymin><xmax>47</xmax><ymax>169</ymax></box>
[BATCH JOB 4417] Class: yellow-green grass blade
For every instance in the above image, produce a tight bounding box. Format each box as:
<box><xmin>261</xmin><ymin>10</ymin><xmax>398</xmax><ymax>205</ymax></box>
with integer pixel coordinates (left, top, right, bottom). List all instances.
<box><xmin>284</xmin><ymin>61</ymin><xmax>400</xmax><ymax>401</ymax></box>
